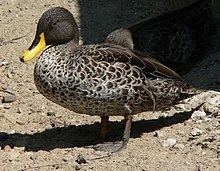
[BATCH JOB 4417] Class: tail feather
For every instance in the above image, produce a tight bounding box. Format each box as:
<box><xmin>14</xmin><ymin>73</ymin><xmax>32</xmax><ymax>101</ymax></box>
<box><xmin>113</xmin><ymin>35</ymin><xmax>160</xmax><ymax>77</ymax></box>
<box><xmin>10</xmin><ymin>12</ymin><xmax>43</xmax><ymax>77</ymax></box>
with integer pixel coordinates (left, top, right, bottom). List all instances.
<box><xmin>181</xmin><ymin>85</ymin><xmax>205</xmax><ymax>97</ymax></box>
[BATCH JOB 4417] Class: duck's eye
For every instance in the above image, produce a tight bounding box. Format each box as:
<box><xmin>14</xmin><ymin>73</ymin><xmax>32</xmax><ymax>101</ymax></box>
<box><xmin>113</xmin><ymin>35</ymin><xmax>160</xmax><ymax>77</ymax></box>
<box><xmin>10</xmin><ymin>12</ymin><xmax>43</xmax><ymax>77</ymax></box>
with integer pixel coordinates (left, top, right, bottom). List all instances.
<box><xmin>52</xmin><ymin>20</ymin><xmax>60</xmax><ymax>26</ymax></box>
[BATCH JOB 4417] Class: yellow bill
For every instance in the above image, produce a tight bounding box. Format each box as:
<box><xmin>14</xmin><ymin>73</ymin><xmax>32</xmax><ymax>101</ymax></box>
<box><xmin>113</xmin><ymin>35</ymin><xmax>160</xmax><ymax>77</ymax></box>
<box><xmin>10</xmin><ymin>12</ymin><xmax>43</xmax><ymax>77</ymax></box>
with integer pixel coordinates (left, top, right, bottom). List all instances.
<box><xmin>21</xmin><ymin>33</ymin><xmax>46</xmax><ymax>62</ymax></box>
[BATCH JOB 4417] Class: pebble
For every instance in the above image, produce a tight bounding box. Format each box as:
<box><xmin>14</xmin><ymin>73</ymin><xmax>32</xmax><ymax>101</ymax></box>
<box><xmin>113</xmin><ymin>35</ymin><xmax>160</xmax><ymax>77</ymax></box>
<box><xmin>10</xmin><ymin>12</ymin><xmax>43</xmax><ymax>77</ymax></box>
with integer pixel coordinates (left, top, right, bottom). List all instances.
<box><xmin>75</xmin><ymin>165</ymin><xmax>81</xmax><ymax>170</ymax></box>
<box><xmin>3</xmin><ymin>145</ymin><xmax>12</xmax><ymax>152</ymax></box>
<box><xmin>16</xmin><ymin>108</ymin><xmax>23</xmax><ymax>114</ymax></box>
<box><xmin>207</xmin><ymin>96</ymin><xmax>220</xmax><ymax>106</ymax></box>
<box><xmin>62</xmin><ymin>158</ymin><xmax>68</xmax><ymax>162</ymax></box>
<box><xmin>190</xmin><ymin>128</ymin><xmax>203</xmax><ymax>136</ymax></box>
<box><xmin>75</xmin><ymin>154</ymin><xmax>87</xmax><ymax>164</ymax></box>
<box><xmin>204</xmin><ymin>135</ymin><xmax>216</xmax><ymax>142</ymax></box>
<box><xmin>162</xmin><ymin>138</ymin><xmax>177</xmax><ymax>148</ymax></box>
<box><xmin>174</xmin><ymin>104</ymin><xmax>192</xmax><ymax>112</ymax></box>
<box><xmin>47</xmin><ymin>111</ymin><xmax>55</xmax><ymax>116</ymax></box>
<box><xmin>8</xmin><ymin>130</ymin><xmax>15</xmax><ymax>134</ymax></box>
<box><xmin>203</xmin><ymin>94</ymin><xmax>220</xmax><ymax>113</ymax></box>
<box><xmin>212</xmin><ymin>120</ymin><xmax>219</xmax><ymax>127</ymax></box>
<box><xmin>0</xmin><ymin>59</ymin><xmax>9</xmax><ymax>67</ymax></box>
<box><xmin>3</xmin><ymin>104</ymin><xmax>11</xmax><ymax>109</ymax></box>
<box><xmin>8</xmin><ymin>150</ymin><xmax>20</xmax><ymax>161</ymax></box>
<box><xmin>7</xmin><ymin>71</ymin><xmax>13</xmax><ymax>79</ymax></box>
<box><xmin>174</xmin><ymin>144</ymin><xmax>185</xmax><ymax>150</ymax></box>
<box><xmin>204</xmin><ymin>117</ymin><xmax>212</xmax><ymax>122</ymax></box>
<box><xmin>2</xmin><ymin>95</ymin><xmax>16</xmax><ymax>103</ymax></box>
<box><xmin>154</xmin><ymin>131</ymin><xmax>164</xmax><ymax>137</ymax></box>
<box><xmin>16</xmin><ymin>120</ymin><xmax>26</xmax><ymax>125</ymax></box>
<box><xmin>203</xmin><ymin>103</ymin><xmax>219</xmax><ymax>114</ymax></box>
<box><xmin>191</xmin><ymin>111</ymin><xmax>206</xmax><ymax>121</ymax></box>
<box><xmin>66</xmin><ymin>0</ymin><xmax>74</xmax><ymax>3</ymax></box>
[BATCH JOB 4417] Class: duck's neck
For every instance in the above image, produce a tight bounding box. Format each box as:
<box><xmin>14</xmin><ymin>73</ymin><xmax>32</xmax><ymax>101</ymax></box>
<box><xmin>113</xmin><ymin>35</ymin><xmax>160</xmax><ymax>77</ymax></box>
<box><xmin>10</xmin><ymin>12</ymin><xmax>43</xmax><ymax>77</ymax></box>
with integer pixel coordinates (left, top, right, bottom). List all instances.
<box><xmin>36</xmin><ymin>38</ymin><xmax>79</xmax><ymax>72</ymax></box>
<box><xmin>43</xmin><ymin>38</ymin><xmax>79</xmax><ymax>60</ymax></box>
<box><xmin>64</xmin><ymin>38</ymin><xmax>79</xmax><ymax>52</ymax></box>
<box><xmin>53</xmin><ymin>38</ymin><xmax>79</xmax><ymax>53</ymax></box>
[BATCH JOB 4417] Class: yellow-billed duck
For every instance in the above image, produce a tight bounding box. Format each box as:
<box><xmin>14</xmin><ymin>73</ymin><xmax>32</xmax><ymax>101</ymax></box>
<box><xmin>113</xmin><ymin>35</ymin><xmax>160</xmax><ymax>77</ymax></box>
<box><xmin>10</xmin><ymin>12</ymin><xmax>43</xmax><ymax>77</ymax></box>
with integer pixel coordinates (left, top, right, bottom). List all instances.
<box><xmin>20</xmin><ymin>7</ymin><xmax>200</xmax><ymax>153</ymax></box>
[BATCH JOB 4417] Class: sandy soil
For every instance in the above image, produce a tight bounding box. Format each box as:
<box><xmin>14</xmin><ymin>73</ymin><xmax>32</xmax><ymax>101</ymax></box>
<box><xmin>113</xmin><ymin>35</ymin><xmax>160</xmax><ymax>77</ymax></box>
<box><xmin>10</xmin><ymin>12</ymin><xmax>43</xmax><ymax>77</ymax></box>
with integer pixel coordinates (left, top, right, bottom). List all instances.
<box><xmin>0</xmin><ymin>0</ymin><xmax>219</xmax><ymax>171</ymax></box>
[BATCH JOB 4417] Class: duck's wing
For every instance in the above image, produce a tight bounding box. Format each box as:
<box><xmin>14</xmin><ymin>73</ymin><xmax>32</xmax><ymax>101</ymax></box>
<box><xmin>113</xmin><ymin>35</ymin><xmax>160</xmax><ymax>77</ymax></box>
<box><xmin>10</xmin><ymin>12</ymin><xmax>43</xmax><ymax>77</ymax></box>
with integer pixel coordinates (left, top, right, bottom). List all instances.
<box><xmin>132</xmin><ymin>49</ymin><xmax>183</xmax><ymax>81</ymax></box>
<box><xmin>104</xmin><ymin>28</ymin><xmax>182</xmax><ymax>80</ymax></box>
<box><xmin>86</xmin><ymin>44</ymin><xmax>183</xmax><ymax>81</ymax></box>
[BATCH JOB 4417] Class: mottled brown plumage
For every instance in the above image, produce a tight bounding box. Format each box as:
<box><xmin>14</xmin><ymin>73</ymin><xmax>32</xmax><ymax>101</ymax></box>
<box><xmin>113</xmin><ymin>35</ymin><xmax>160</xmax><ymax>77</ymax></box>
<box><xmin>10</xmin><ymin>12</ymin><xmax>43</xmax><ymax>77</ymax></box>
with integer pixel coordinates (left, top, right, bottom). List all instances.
<box><xmin>21</xmin><ymin>7</ymin><xmax>198</xmax><ymax>153</ymax></box>
<box><xmin>128</xmin><ymin>0</ymin><xmax>214</xmax><ymax>73</ymax></box>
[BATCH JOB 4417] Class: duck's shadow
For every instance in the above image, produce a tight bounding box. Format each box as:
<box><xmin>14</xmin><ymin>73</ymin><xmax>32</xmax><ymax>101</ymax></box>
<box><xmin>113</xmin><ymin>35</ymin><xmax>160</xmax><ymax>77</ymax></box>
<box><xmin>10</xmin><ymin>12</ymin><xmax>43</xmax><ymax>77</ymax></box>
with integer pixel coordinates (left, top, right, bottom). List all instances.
<box><xmin>0</xmin><ymin>110</ymin><xmax>192</xmax><ymax>152</ymax></box>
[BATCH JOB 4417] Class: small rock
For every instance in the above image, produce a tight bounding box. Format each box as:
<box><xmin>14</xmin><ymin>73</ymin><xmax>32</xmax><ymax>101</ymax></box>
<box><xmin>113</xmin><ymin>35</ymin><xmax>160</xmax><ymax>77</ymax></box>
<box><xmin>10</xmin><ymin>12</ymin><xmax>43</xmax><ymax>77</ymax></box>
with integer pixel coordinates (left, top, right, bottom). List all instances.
<box><xmin>174</xmin><ymin>104</ymin><xmax>191</xmax><ymax>112</ymax></box>
<box><xmin>199</xmin><ymin>142</ymin><xmax>209</xmax><ymax>149</ymax></box>
<box><xmin>213</xmin><ymin>120</ymin><xmax>219</xmax><ymax>127</ymax></box>
<box><xmin>190</xmin><ymin>128</ymin><xmax>203</xmax><ymax>136</ymax></box>
<box><xmin>3</xmin><ymin>145</ymin><xmax>12</xmax><ymax>152</ymax></box>
<box><xmin>0</xmin><ymin>59</ymin><xmax>9</xmax><ymax>67</ymax></box>
<box><xmin>203</xmin><ymin>94</ymin><xmax>220</xmax><ymax>113</ymax></box>
<box><xmin>203</xmin><ymin>103</ymin><xmax>219</xmax><ymax>114</ymax></box>
<box><xmin>62</xmin><ymin>158</ymin><xmax>68</xmax><ymax>162</ymax></box>
<box><xmin>154</xmin><ymin>131</ymin><xmax>163</xmax><ymax>137</ymax></box>
<box><xmin>7</xmin><ymin>71</ymin><xmax>13</xmax><ymax>79</ymax></box>
<box><xmin>204</xmin><ymin>117</ymin><xmax>212</xmax><ymax>122</ymax></box>
<box><xmin>162</xmin><ymin>138</ymin><xmax>177</xmax><ymax>148</ymax></box>
<box><xmin>16</xmin><ymin>108</ymin><xmax>23</xmax><ymax>114</ymax></box>
<box><xmin>75</xmin><ymin>154</ymin><xmax>87</xmax><ymax>164</ymax></box>
<box><xmin>16</xmin><ymin>120</ymin><xmax>26</xmax><ymax>125</ymax></box>
<box><xmin>47</xmin><ymin>111</ymin><xmax>55</xmax><ymax>116</ymax></box>
<box><xmin>3</xmin><ymin>104</ymin><xmax>11</xmax><ymax>109</ymax></box>
<box><xmin>191</xmin><ymin>111</ymin><xmax>206</xmax><ymax>121</ymax></box>
<box><xmin>66</xmin><ymin>0</ymin><xmax>74</xmax><ymax>3</ymax></box>
<box><xmin>207</xmin><ymin>96</ymin><xmax>220</xmax><ymax>106</ymax></box>
<box><xmin>2</xmin><ymin>95</ymin><xmax>16</xmax><ymax>103</ymax></box>
<box><xmin>204</xmin><ymin>135</ymin><xmax>216</xmax><ymax>142</ymax></box>
<box><xmin>8</xmin><ymin>130</ymin><xmax>15</xmax><ymax>134</ymax></box>
<box><xmin>8</xmin><ymin>150</ymin><xmax>20</xmax><ymax>161</ymax></box>
<box><xmin>174</xmin><ymin>144</ymin><xmax>185</xmax><ymax>150</ymax></box>
<box><xmin>75</xmin><ymin>165</ymin><xmax>81</xmax><ymax>170</ymax></box>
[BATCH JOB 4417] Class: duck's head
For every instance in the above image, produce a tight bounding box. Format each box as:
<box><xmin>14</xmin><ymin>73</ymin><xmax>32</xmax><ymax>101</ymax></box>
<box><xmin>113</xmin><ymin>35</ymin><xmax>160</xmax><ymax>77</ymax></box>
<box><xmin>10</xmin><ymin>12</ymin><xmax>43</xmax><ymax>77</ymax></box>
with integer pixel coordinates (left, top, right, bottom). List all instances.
<box><xmin>20</xmin><ymin>7</ymin><xmax>79</xmax><ymax>62</ymax></box>
<box><xmin>105</xmin><ymin>28</ymin><xmax>134</xmax><ymax>49</ymax></box>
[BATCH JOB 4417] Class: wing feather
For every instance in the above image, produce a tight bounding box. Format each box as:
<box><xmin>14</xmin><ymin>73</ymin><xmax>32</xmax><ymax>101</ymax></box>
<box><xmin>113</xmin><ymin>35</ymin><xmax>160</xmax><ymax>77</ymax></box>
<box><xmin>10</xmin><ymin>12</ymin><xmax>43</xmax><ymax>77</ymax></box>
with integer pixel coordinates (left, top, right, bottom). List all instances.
<box><xmin>86</xmin><ymin>43</ymin><xmax>183</xmax><ymax>81</ymax></box>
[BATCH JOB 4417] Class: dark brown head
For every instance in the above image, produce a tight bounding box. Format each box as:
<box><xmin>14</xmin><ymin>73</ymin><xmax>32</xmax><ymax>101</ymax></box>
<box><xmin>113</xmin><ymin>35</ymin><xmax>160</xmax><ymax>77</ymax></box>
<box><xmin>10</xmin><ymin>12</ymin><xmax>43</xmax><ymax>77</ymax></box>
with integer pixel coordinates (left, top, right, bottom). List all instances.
<box><xmin>105</xmin><ymin>28</ymin><xmax>134</xmax><ymax>49</ymax></box>
<box><xmin>21</xmin><ymin>7</ymin><xmax>79</xmax><ymax>62</ymax></box>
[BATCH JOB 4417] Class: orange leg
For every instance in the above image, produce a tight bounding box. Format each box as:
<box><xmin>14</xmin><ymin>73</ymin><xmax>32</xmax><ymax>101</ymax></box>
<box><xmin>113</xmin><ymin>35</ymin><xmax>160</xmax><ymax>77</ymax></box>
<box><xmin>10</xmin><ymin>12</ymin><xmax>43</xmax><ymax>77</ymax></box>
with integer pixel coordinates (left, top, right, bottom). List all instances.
<box><xmin>99</xmin><ymin>116</ymin><xmax>109</xmax><ymax>141</ymax></box>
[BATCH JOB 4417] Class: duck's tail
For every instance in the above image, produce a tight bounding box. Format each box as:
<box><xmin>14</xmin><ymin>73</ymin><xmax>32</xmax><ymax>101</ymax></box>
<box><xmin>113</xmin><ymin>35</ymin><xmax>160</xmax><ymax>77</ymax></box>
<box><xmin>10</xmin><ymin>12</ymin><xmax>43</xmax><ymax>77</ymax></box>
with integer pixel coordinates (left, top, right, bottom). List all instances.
<box><xmin>180</xmin><ymin>84</ymin><xmax>205</xmax><ymax>101</ymax></box>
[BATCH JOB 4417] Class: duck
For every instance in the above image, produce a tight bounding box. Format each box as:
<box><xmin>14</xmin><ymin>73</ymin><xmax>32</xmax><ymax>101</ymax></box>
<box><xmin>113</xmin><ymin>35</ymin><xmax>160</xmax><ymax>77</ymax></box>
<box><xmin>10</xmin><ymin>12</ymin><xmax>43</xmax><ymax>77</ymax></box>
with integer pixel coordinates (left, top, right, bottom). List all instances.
<box><xmin>20</xmin><ymin>7</ymin><xmax>199</xmax><ymax>153</ymax></box>
<box><xmin>127</xmin><ymin>0</ymin><xmax>214</xmax><ymax>73</ymax></box>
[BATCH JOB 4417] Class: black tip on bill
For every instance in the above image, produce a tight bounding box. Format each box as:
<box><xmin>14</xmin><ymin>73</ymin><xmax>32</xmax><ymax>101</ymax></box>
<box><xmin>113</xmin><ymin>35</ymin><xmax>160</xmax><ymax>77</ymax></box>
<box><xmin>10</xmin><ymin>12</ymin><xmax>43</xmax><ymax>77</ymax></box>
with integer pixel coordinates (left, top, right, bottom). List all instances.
<box><xmin>20</xmin><ymin>57</ymin><xmax>25</xmax><ymax>63</ymax></box>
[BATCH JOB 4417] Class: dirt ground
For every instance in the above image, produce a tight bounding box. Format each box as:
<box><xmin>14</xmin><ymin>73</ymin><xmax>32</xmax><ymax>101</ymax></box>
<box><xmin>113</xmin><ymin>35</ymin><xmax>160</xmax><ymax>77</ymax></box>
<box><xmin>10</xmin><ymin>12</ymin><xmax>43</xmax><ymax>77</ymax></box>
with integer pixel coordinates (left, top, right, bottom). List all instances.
<box><xmin>0</xmin><ymin>0</ymin><xmax>219</xmax><ymax>171</ymax></box>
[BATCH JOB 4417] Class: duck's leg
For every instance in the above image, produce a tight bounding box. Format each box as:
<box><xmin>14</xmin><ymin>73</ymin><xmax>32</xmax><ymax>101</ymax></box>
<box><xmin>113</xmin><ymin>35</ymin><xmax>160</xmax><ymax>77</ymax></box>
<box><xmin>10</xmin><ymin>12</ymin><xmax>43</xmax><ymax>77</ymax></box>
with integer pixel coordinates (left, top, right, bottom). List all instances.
<box><xmin>99</xmin><ymin>116</ymin><xmax>109</xmax><ymax>141</ymax></box>
<box><xmin>121</xmin><ymin>115</ymin><xmax>132</xmax><ymax>149</ymax></box>
<box><xmin>91</xmin><ymin>115</ymin><xmax>133</xmax><ymax>153</ymax></box>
